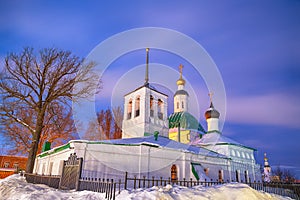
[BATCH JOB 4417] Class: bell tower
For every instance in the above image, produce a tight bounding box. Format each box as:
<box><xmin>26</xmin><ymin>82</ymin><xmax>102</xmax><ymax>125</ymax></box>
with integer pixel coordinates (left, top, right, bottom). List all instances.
<box><xmin>122</xmin><ymin>49</ymin><xmax>169</xmax><ymax>138</ymax></box>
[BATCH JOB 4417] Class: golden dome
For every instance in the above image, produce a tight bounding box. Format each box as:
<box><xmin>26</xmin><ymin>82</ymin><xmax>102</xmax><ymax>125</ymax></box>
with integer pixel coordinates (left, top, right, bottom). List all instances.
<box><xmin>176</xmin><ymin>78</ymin><xmax>186</xmax><ymax>85</ymax></box>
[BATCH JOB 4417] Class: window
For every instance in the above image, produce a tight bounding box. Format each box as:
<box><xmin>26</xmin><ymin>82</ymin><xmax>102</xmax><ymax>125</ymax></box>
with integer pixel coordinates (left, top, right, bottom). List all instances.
<box><xmin>135</xmin><ymin>96</ymin><xmax>140</xmax><ymax>117</ymax></box>
<box><xmin>241</xmin><ymin>152</ymin><xmax>245</xmax><ymax>158</ymax></box>
<box><xmin>158</xmin><ymin>99</ymin><xmax>163</xmax><ymax>120</ymax></box>
<box><xmin>150</xmin><ymin>95</ymin><xmax>154</xmax><ymax>117</ymax></box>
<box><xmin>176</xmin><ymin>102</ymin><xmax>179</xmax><ymax>109</ymax></box>
<box><xmin>204</xmin><ymin>168</ymin><xmax>209</xmax><ymax>176</ymax></box>
<box><xmin>13</xmin><ymin>163</ymin><xmax>19</xmax><ymax>169</ymax></box>
<box><xmin>171</xmin><ymin>164</ymin><xmax>177</xmax><ymax>182</ymax></box>
<box><xmin>3</xmin><ymin>162</ymin><xmax>9</xmax><ymax>168</ymax></box>
<box><xmin>246</xmin><ymin>153</ymin><xmax>250</xmax><ymax>159</ymax></box>
<box><xmin>231</xmin><ymin>150</ymin><xmax>236</xmax><ymax>156</ymax></box>
<box><xmin>127</xmin><ymin>99</ymin><xmax>132</xmax><ymax>119</ymax></box>
<box><xmin>182</xmin><ymin>101</ymin><xmax>184</xmax><ymax>109</ymax></box>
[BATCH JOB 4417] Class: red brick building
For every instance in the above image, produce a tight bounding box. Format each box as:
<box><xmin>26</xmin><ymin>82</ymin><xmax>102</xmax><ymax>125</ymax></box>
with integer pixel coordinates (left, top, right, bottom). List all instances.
<box><xmin>0</xmin><ymin>155</ymin><xmax>27</xmax><ymax>179</ymax></box>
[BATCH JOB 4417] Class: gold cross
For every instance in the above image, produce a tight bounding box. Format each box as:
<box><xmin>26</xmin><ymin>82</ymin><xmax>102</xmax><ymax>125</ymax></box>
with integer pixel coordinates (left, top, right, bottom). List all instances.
<box><xmin>208</xmin><ymin>92</ymin><xmax>214</xmax><ymax>103</ymax></box>
<box><xmin>179</xmin><ymin>64</ymin><xmax>183</xmax><ymax>78</ymax></box>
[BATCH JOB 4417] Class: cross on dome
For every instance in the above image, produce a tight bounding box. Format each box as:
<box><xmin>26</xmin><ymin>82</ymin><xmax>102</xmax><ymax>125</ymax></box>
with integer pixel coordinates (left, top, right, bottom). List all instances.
<box><xmin>176</xmin><ymin>64</ymin><xmax>186</xmax><ymax>86</ymax></box>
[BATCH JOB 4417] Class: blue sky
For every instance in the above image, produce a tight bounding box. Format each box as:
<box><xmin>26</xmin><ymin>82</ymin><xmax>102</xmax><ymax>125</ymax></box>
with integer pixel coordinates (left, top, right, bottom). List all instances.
<box><xmin>1</xmin><ymin>1</ymin><xmax>300</xmax><ymax>178</ymax></box>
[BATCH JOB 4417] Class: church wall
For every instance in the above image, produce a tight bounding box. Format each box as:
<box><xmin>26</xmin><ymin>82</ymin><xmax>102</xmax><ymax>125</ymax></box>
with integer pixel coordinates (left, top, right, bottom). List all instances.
<box><xmin>33</xmin><ymin>148</ymin><xmax>75</xmax><ymax>176</ymax></box>
<box><xmin>33</xmin><ymin>139</ymin><xmax>262</xmax><ymax>184</ymax></box>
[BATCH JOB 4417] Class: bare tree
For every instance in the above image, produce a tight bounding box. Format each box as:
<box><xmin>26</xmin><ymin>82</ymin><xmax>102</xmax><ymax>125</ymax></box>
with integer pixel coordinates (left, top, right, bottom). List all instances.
<box><xmin>273</xmin><ymin>166</ymin><xmax>296</xmax><ymax>183</ymax></box>
<box><xmin>112</xmin><ymin>106</ymin><xmax>123</xmax><ymax>139</ymax></box>
<box><xmin>0</xmin><ymin>47</ymin><xmax>99</xmax><ymax>173</ymax></box>
<box><xmin>83</xmin><ymin>119</ymin><xmax>103</xmax><ymax>141</ymax></box>
<box><xmin>83</xmin><ymin>107</ymin><xmax>123</xmax><ymax>140</ymax></box>
<box><xmin>4</xmin><ymin>103</ymin><xmax>76</xmax><ymax>155</ymax></box>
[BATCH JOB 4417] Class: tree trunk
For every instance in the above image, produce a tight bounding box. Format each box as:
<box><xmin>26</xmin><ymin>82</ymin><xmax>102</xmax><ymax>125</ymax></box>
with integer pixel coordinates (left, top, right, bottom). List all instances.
<box><xmin>26</xmin><ymin>137</ymin><xmax>40</xmax><ymax>173</ymax></box>
<box><xmin>26</xmin><ymin>111</ymin><xmax>44</xmax><ymax>173</ymax></box>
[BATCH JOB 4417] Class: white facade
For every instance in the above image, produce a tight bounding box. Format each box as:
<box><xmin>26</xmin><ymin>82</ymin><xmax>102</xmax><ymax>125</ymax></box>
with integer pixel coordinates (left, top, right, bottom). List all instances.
<box><xmin>122</xmin><ymin>85</ymin><xmax>169</xmax><ymax>138</ymax></box>
<box><xmin>34</xmin><ymin>137</ymin><xmax>255</xmax><ymax>183</ymax></box>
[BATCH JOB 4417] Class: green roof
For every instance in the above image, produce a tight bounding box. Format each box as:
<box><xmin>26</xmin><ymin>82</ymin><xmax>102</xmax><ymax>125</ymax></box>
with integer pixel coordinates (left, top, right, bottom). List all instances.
<box><xmin>38</xmin><ymin>143</ymin><xmax>71</xmax><ymax>158</ymax></box>
<box><xmin>168</xmin><ymin>111</ymin><xmax>206</xmax><ymax>133</ymax></box>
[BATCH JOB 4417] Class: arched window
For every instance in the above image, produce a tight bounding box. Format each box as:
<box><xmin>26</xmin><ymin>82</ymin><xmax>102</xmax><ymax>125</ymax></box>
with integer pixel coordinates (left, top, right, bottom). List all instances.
<box><xmin>241</xmin><ymin>152</ymin><xmax>245</xmax><ymax>158</ymax></box>
<box><xmin>158</xmin><ymin>99</ymin><xmax>163</xmax><ymax>120</ymax></box>
<box><xmin>231</xmin><ymin>150</ymin><xmax>236</xmax><ymax>156</ymax></box>
<box><xmin>176</xmin><ymin>102</ymin><xmax>179</xmax><ymax>109</ymax></box>
<box><xmin>171</xmin><ymin>164</ymin><xmax>177</xmax><ymax>183</ymax></box>
<box><xmin>204</xmin><ymin>168</ymin><xmax>209</xmax><ymax>176</ymax></box>
<box><xmin>135</xmin><ymin>96</ymin><xmax>140</xmax><ymax>117</ymax></box>
<box><xmin>182</xmin><ymin>101</ymin><xmax>184</xmax><ymax>109</ymax></box>
<box><xmin>127</xmin><ymin>99</ymin><xmax>132</xmax><ymax>119</ymax></box>
<box><xmin>150</xmin><ymin>95</ymin><xmax>154</xmax><ymax>117</ymax></box>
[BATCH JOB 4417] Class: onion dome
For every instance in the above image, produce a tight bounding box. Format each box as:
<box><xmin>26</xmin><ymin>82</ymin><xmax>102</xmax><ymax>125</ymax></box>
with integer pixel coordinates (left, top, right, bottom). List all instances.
<box><xmin>176</xmin><ymin>78</ymin><xmax>186</xmax><ymax>86</ymax></box>
<box><xmin>205</xmin><ymin>102</ymin><xmax>220</xmax><ymax>120</ymax></box>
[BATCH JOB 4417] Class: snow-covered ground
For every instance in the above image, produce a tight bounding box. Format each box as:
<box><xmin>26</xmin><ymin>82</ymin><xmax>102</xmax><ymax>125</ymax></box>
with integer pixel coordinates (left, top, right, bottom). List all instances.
<box><xmin>0</xmin><ymin>175</ymin><xmax>293</xmax><ymax>200</ymax></box>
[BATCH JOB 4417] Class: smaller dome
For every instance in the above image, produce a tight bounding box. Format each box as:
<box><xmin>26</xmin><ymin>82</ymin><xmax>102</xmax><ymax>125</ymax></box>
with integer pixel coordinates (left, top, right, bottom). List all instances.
<box><xmin>176</xmin><ymin>78</ymin><xmax>185</xmax><ymax>86</ymax></box>
<box><xmin>205</xmin><ymin>102</ymin><xmax>220</xmax><ymax>119</ymax></box>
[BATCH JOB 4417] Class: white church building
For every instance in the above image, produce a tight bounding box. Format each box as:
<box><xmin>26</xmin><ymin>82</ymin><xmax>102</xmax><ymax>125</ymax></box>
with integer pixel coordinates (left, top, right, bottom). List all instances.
<box><xmin>33</xmin><ymin>49</ymin><xmax>262</xmax><ymax>183</ymax></box>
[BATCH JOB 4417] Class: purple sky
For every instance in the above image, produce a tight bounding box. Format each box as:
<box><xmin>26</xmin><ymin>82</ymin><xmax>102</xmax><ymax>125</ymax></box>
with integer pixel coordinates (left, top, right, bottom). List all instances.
<box><xmin>1</xmin><ymin>1</ymin><xmax>300</xmax><ymax>178</ymax></box>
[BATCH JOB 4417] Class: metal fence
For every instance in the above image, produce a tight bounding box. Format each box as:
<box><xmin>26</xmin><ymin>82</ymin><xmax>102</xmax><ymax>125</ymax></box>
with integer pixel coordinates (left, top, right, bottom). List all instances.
<box><xmin>25</xmin><ymin>171</ymin><xmax>300</xmax><ymax>200</ymax></box>
<box><xmin>249</xmin><ymin>181</ymin><xmax>300</xmax><ymax>200</ymax></box>
<box><xmin>78</xmin><ymin>177</ymin><xmax>117</xmax><ymax>200</ymax></box>
<box><xmin>25</xmin><ymin>173</ymin><xmax>60</xmax><ymax>189</ymax></box>
<box><xmin>123</xmin><ymin>172</ymin><xmax>224</xmax><ymax>190</ymax></box>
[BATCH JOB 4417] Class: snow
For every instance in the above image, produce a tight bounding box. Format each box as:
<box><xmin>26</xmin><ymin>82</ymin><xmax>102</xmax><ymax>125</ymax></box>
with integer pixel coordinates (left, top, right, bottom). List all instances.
<box><xmin>0</xmin><ymin>174</ymin><xmax>293</xmax><ymax>200</ymax></box>
<box><xmin>95</xmin><ymin>136</ymin><xmax>227</xmax><ymax>158</ymax></box>
<box><xmin>191</xmin><ymin>132</ymin><xmax>249</xmax><ymax>148</ymax></box>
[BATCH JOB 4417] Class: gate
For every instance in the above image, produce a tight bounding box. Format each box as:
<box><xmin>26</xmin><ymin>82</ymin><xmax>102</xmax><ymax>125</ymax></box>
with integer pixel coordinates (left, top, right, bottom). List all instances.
<box><xmin>59</xmin><ymin>153</ymin><xmax>83</xmax><ymax>190</ymax></box>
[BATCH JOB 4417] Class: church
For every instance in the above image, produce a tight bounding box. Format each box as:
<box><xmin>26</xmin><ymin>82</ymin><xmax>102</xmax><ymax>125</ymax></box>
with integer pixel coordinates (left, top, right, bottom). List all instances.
<box><xmin>33</xmin><ymin>49</ymin><xmax>262</xmax><ymax>183</ymax></box>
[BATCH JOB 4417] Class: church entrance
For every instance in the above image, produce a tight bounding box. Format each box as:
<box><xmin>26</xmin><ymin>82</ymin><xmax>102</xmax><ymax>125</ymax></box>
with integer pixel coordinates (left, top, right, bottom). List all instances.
<box><xmin>171</xmin><ymin>164</ymin><xmax>177</xmax><ymax>183</ymax></box>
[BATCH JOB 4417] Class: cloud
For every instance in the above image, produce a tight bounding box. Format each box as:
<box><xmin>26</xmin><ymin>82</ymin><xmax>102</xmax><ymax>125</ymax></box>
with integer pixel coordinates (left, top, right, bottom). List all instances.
<box><xmin>226</xmin><ymin>93</ymin><xmax>300</xmax><ymax>129</ymax></box>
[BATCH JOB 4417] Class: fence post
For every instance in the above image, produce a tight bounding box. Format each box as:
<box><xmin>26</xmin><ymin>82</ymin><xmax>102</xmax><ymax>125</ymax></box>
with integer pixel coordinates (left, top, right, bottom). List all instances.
<box><xmin>118</xmin><ymin>179</ymin><xmax>121</xmax><ymax>194</ymax></box>
<box><xmin>105</xmin><ymin>179</ymin><xmax>109</xmax><ymax>199</ymax></box>
<box><xmin>152</xmin><ymin>176</ymin><xmax>154</xmax><ymax>187</ymax></box>
<box><xmin>109</xmin><ymin>179</ymin><xmax>114</xmax><ymax>200</ymax></box>
<box><xmin>134</xmin><ymin>175</ymin><xmax>137</xmax><ymax>189</ymax></box>
<box><xmin>124</xmin><ymin>172</ymin><xmax>128</xmax><ymax>190</ymax></box>
<box><xmin>113</xmin><ymin>182</ymin><xmax>116</xmax><ymax>200</ymax></box>
<box><xmin>143</xmin><ymin>176</ymin><xmax>146</xmax><ymax>188</ymax></box>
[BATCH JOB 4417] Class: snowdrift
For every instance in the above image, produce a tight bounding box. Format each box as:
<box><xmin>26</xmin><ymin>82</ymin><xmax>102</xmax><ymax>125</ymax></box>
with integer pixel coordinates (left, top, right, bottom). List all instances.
<box><xmin>0</xmin><ymin>175</ymin><xmax>292</xmax><ymax>200</ymax></box>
